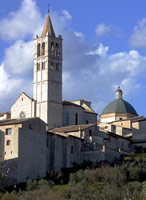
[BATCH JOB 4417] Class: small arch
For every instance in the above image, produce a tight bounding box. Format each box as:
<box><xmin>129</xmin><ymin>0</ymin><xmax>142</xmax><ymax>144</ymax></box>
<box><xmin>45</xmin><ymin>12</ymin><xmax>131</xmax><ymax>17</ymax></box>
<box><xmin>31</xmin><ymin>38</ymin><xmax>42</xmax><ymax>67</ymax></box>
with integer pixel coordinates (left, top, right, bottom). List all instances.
<box><xmin>42</xmin><ymin>42</ymin><xmax>45</xmax><ymax>56</ymax></box>
<box><xmin>37</xmin><ymin>43</ymin><xmax>41</xmax><ymax>57</ymax></box>
<box><xmin>51</xmin><ymin>42</ymin><xmax>54</xmax><ymax>56</ymax></box>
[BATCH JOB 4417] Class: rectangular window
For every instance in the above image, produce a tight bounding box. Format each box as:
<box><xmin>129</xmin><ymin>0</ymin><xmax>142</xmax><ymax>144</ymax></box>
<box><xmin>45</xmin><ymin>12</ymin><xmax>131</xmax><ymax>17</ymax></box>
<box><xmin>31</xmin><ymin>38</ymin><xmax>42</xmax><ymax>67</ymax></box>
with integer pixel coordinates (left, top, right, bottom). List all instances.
<box><xmin>6</xmin><ymin>140</ymin><xmax>11</xmax><ymax>146</ymax></box>
<box><xmin>65</xmin><ymin>112</ymin><xmax>69</xmax><ymax>126</ymax></box>
<box><xmin>6</xmin><ymin>128</ymin><xmax>12</xmax><ymax>135</ymax></box>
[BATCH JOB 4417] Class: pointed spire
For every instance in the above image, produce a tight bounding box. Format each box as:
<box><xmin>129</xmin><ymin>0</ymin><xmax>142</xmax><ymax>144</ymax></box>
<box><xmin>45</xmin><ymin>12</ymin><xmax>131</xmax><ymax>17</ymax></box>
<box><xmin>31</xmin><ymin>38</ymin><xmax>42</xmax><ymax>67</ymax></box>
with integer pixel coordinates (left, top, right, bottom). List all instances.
<box><xmin>41</xmin><ymin>8</ymin><xmax>55</xmax><ymax>37</ymax></box>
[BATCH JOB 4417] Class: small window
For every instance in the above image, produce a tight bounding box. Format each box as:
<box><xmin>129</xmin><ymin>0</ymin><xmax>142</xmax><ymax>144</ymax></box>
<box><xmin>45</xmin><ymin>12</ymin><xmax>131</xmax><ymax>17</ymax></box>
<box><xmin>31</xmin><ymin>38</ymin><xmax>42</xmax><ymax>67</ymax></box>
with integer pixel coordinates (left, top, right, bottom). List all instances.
<box><xmin>51</xmin><ymin>42</ymin><xmax>54</xmax><ymax>56</ymax></box>
<box><xmin>86</xmin><ymin>120</ymin><xmax>88</xmax><ymax>124</ymax></box>
<box><xmin>6</xmin><ymin>128</ymin><xmax>12</xmax><ymax>135</ymax></box>
<box><xmin>89</xmin><ymin>129</ymin><xmax>92</xmax><ymax>136</ymax></box>
<box><xmin>121</xmin><ymin>123</ymin><xmax>123</xmax><ymax>126</ymax></box>
<box><xmin>119</xmin><ymin>118</ymin><xmax>122</xmax><ymax>120</ymax></box>
<box><xmin>11</xmin><ymin>151</ymin><xmax>12</xmax><ymax>154</ymax></box>
<box><xmin>71</xmin><ymin>145</ymin><xmax>74</xmax><ymax>154</ymax></box>
<box><xmin>37</xmin><ymin>63</ymin><xmax>40</xmax><ymax>71</ymax></box>
<box><xmin>6</xmin><ymin>140</ymin><xmax>11</xmax><ymax>146</ymax></box>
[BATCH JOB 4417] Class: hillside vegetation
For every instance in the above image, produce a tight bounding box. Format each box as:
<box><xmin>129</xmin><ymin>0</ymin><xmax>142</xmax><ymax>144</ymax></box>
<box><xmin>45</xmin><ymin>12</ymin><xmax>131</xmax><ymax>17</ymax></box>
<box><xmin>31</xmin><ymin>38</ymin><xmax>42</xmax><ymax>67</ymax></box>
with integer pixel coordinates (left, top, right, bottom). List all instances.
<box><xmin>1</xmin><ymin>154</ymin><xmax>146</xmax><ymax>200</ymax></box>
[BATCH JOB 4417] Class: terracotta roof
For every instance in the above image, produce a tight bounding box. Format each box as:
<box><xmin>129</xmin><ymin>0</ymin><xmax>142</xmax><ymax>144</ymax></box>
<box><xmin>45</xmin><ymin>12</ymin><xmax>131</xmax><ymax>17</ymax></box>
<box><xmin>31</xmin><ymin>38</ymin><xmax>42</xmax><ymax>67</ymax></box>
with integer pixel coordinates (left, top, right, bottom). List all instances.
<box><xmin>49</xmin><ymin>124</ymin><xmax>96</xmax><ymax>133</ymax></box>
<box><xmin>41</xmin><ymin>14</ymin><xmax>55</xmax><ymax>37</ymax></box>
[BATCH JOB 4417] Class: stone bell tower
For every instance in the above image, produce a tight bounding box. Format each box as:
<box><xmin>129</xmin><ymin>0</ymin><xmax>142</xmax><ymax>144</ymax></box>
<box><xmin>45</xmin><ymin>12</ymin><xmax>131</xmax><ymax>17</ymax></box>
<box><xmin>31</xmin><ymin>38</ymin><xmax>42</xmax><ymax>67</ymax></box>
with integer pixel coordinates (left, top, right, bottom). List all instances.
<box><xmin>33</xmin><ymin>9</ymin><xmax>63</xmax><ymax>129</ymax></box>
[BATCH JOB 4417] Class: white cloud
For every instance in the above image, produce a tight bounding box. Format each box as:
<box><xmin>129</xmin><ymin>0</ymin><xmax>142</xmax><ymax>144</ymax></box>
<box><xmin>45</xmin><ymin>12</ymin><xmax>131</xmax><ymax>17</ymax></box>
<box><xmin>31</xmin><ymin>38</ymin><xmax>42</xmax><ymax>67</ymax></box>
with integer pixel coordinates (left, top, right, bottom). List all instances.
<box><xmin>95</xmin><ymin>23</ymin><xmax>111</xmax><ymax>36</ymax></box>
<box><xmin>0</xmin><ymin>0</ymin><xmax>43</xmax><ymax>40</ymax></box>
<box><xmin>3</xmin><ymin>40</ymin><xmax>33</xmax><ymax>77</ymax></box>
<box><xmin>62</xmin><ymin>10</ymin><xmax>72</xmax><ymax>20</ymax></box>
<box><xmin>130</xmin><ymin>18</ymin><xmax>146</xmax><ymax>47</ymax></box>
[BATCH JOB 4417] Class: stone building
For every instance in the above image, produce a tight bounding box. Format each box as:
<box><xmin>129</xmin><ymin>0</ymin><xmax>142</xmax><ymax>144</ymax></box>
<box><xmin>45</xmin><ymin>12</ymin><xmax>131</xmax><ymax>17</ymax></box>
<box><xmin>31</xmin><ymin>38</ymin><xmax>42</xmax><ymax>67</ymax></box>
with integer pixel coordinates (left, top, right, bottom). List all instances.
<box><xmin>0</xmin><ymin>118</ymin><xmax>46</xmax><ymax>183</ymax></box>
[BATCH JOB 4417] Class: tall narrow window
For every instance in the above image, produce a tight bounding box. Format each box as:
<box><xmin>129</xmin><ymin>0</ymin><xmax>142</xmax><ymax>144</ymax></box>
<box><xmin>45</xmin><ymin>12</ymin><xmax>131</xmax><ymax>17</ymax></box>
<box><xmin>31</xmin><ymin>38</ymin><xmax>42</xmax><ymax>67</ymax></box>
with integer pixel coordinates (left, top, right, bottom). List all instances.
<box><xmin>37</xmin><ymin>43</ymin><xmax>41</xmax><ymax>57</ymax></box>
<box><xmin>51</xmin><ymin>42</ymin><xmax>54</xmax><ymax>56</ymax></box>
<box><xmin>75</xmin><ymin>113</ymin><xmax>78</xmax><ymax>125</ymax></box>
<box><xmin>55</xmin><ymin>43</ymin><xmax>59</xmax><ymax>56</ymax></box>
<box><xmin>42</xmin><ymin>42</ymin><xmax>45</xmax><ymax>56</ymax></box>
<box><xmin>42</xmin><ymin>62</ymin><xmax>45</xmax><ymax>70</ymax></box>
<box><xmin>37</xmin><ymin>63</ymin><xmax>40</xmax><ymax>71</ymax></box>
<box><xmin>65</xmin><ymin>112</ymin><xmax>69</xmax><ymax>126</ymax></box>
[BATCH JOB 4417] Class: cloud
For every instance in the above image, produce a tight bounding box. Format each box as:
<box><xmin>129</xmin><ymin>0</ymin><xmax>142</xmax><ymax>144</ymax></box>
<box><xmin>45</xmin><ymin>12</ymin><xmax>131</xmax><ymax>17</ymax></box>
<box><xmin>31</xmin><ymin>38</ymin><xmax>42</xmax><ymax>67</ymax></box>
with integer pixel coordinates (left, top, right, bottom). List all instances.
<box><xmin>3</xmin><ymin>40</ymin><xmax>33</xmax><ymax>78</ymax></box>
<box><xmin>0</xmin><ymin>0</ymin><xmax>43</xmax><ymax>41</ymax></box>
<box><xmin>95</xmin><ymin>23</ymin><xmax>111</xmax><ymax>36</ymax></box>
<box><xmin>62</xmin><ymin>10</ymin><xmax>72</xmax><ymax>20</ymax></box>
<box><xmin>130</xmin><ymin>18</ymin><xmax>146</xmax><ymax>47</ymax></box>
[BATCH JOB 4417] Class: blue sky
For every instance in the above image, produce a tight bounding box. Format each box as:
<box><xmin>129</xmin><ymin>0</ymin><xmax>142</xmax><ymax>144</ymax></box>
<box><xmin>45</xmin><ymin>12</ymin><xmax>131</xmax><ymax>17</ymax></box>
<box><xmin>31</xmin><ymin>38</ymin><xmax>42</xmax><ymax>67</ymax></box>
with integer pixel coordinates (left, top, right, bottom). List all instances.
<box><xmin>0</xmin><ymin>0</ymin><xmax>146</xmax><ymax>117</ymax></box>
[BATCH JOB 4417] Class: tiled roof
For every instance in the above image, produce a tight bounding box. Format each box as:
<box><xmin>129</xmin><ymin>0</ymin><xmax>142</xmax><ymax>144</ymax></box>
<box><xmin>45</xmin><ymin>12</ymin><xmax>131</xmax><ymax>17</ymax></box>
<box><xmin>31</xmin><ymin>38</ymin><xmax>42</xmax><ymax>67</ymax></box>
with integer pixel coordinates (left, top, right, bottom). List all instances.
<box><xmin>49</xmin><ymin>124</ymin><xmax>96</xmax><ymax>133</ymax></box>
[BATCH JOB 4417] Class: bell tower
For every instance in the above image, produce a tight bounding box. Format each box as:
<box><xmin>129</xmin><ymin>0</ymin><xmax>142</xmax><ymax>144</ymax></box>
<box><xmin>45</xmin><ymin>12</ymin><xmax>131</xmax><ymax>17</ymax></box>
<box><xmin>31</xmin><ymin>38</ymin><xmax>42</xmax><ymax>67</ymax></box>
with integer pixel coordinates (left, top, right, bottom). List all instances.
<box><xmin>33</xmin><ymin>9</ymin><xmax>63</xmax><ymax>129</ymax></box>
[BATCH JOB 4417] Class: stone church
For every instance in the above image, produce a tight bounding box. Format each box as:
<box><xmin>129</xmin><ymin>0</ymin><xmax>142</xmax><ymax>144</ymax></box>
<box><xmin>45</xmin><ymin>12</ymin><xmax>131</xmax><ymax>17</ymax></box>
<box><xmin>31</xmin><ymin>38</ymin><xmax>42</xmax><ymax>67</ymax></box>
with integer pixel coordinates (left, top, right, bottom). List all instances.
<box><xmin>0</xmin><ymin>10</ymin><xmax>146</xmax><ymax>184</ymax></box>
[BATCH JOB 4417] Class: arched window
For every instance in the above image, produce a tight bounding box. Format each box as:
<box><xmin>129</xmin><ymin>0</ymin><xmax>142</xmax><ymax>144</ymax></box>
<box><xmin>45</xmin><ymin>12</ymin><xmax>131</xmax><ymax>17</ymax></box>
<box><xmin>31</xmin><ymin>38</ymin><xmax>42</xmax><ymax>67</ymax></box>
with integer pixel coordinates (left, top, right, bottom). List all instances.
<box><xmin>75</xmin><ymin>113</ymin><xmax>78</xmax><ymax>125</ymax></box>
<box><xmin>19</xmin><ymin>111</ymin><xmax>26</xmax><ymax>119</ymax></box>
<box><xmin>55</xmin><ymin>43</ymin><xmax>59</xmax><ymax>56</ymax></box>
<box><xmin>51</xmin><ymin>42</ymin><xmax>54</xmax><ymax>56</ymax></box>
<box><xmin>37</xmin><ymin>43</ymin><xmax>41</xmax><ymax>57</ymax></box>
<box><xmin>42</xmin><ymin>42</ymin><xmax>45</xmax><ymax>56</ymax></box>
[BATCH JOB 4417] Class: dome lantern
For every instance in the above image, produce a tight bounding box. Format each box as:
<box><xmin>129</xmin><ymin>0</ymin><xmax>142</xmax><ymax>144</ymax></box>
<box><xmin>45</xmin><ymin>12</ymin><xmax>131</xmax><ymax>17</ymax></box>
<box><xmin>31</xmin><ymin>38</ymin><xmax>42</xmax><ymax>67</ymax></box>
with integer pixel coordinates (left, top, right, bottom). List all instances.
<box><xmin>116</xmin><ymin>86</ymin><xmax>123</xmax><ymax>99</ymax></box>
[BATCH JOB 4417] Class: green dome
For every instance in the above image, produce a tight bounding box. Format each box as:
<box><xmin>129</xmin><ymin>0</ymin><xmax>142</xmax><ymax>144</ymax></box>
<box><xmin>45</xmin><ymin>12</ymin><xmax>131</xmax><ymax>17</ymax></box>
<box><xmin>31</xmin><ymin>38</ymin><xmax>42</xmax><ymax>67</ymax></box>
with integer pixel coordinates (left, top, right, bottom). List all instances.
<box><xmin>102</xmin><ymin>99</ymin><xmax>137</xmax><ymax>115</ymax></box>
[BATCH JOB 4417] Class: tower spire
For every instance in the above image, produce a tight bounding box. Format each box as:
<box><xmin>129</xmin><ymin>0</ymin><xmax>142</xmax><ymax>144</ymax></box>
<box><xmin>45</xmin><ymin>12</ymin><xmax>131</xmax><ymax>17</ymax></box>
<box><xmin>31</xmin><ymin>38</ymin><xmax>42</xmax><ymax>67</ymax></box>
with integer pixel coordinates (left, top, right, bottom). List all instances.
<box><xmin>41</xmin><ymin>6</ymin><xmax>55</xmax><ymax>37</ymax></box>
